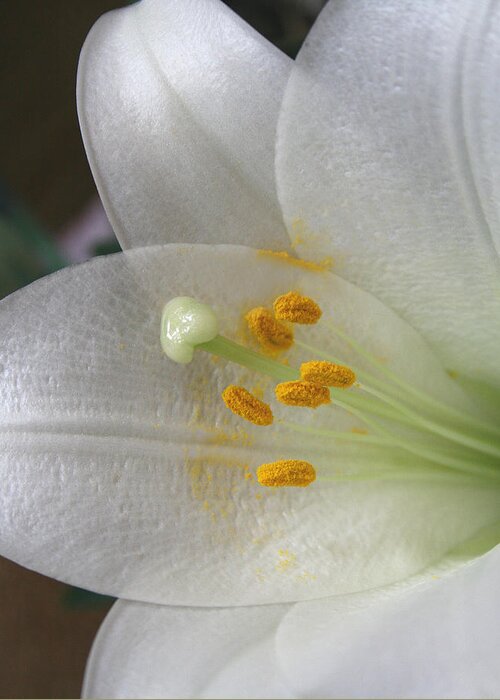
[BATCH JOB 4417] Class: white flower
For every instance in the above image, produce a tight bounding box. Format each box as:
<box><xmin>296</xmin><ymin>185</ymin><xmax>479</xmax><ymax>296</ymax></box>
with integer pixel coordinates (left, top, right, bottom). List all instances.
<box><xmin>0</xmin><ymin>0</ymin><xmax>499</xmax><ymax>697</ymax></box>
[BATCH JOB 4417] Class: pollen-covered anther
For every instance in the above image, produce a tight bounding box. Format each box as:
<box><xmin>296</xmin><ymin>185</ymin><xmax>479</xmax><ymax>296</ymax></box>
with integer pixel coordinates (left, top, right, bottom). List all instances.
<box><xmin>245</xmin><ymin>307</ymin><xmax>293</xmax><ymax>352</ymax></box>
<box><xmin>222</xmin><ymin>385</ymin><xmax>273</xmax><ymax>426</ymax></box>
<box><xmin>257</xmin><ymin>460</ymin><xmax>316</xmax><ymax>488</ymax></box>
<box><xmin>273</xmin><ymin>291</ymin><xmax>322</xmax><ymax>324</ymax></box>
<box><xmin>300</xmin><ymin>360</ymin><xmax>356</xmax><ymax>388</ymax></box>
<box><xmin>275</xmin><ymin>380</ymin><xmax>331</xmax><ymax>408</ymax></box>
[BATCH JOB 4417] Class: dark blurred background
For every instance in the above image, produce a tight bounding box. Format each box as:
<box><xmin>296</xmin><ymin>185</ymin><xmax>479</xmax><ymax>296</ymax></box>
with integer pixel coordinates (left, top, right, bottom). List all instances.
<box><xmin>0</xmin><ymin>1</ymin><xmax>323</xmax><ymax>696</ymax></box>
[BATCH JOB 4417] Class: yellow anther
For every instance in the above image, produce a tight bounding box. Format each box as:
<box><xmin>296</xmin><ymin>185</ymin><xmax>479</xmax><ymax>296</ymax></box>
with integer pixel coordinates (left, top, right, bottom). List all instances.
<box><xmin>245</xmin><ymin>307</ymin><xmax>293</xmax><ymax>352</ymax></box>
<box><xmin>273</xmin><ymin>291</ymin><xmax>322</xmax><ymax>324</ymax></box>
<box><xmin>275</xmin><ymin>380</ymin><xmax>331</xmax><ymax>408</ymax></box>
<box><xmin>222</xmin><ymin>385</ymin><xmax>273</xmax><ymax>426</ymax></box>
<box><xmin>257</xmin><ymin>460</ymin><xmax>316</xmax><ymax>487</ymax></box>
<box><xmin>300</xmin><ymin>360</ymin><xmax>356</xmax><ymax>388</ymax></box>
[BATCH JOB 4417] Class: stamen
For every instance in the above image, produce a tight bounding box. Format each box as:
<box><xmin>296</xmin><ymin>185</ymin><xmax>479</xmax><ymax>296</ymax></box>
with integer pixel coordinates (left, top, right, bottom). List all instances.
<box><xmin>296</xmin><ymin>341</ymin><xmax>500</xmax><ymax>480</ymax></box>
<box><xmin>257</xmin><ymin>460</ymin><xmax>316</xmax><ymax>487</ymax></box>
<box><xmin>301</xmin><ymin>360</ymin><xmax>356</xmax><ymax>388</ymax></box>
<box><xmin>160</xmin><ymin>296</ymin><xmax>500</xmax><ymax>487</ymax></box>
<box><xmin>222</xmin><ymin>385</ymin><xmax>273</xmax><ymax>426</ymax></box>
<box><xmin>275</xmin><ymin>380</ymin><xmax>331</xmax><ymax>408</ymax></box>
<box><xmin>273</xmin><ymin>291</ymin><xmax>322</xmax><ymax>324</ymax></box>
<box><xmin>245</xmin><ymin>307</ymin><xmax>293</xmax><ymax>352</ymax></box>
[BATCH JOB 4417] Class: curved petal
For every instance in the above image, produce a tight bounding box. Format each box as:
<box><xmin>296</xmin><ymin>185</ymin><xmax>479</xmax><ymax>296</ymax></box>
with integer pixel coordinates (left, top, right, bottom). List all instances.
<box><xmin>277</xmin><ymin>545</ymin><xmax>500</xmax><ymax>698</ymax></box>
<box><xmin>277</xmin><ymin>0</ymin><xmax>500</xmax><ymax>386</ymax></box>
<box><xmin>82</xmin><ymin>600</ymin><xmax>292</xmax><ymax>699</ymax></box>
<box><xmin>0</xmin><ymin>244</ymin><xmax>498</xmax><ymax>605</ymax></box>
<box><xmin>77</xmin><ymin>0</ymin><xmax>292</xmax><ymax>250</ymax></box>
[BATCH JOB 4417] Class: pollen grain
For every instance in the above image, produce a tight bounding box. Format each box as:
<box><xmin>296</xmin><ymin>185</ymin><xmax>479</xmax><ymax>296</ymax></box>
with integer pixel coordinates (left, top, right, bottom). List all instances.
<box><xmin>222</xmin><ymin>385</ymin><xmax>273</xmax><ymax>426</ymax></box>
<box><xmin>300</xmin><ymin>360</ymin><xmax>356</xmax><ymax>388</ymax></box>
<box><xmin>275</xmin><ymin>380</ymin><xmax>331</xmax><ymax>408</ymax></box>
<box><xmin>257</xmin><ymin>460</ymin><xmax>316</xmax><ymax>487</ymax></box>
<box><xmin>273</xmin><ymin>291</ymin><xmax>322</xmax><ymax>325</ymax></box>
<box><xmin>257</xmin><ymin>249</ymin><xmax>332</xmax><ymax>272</ymax></box>
<box><xmin>245</xmin><ymin>307</ymin><xmax>293</xmax><ymax>352</ymax></box>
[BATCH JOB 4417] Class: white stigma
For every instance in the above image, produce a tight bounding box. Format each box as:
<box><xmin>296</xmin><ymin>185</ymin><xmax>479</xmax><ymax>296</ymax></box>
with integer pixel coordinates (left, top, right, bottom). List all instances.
<box><xmin>160</xmin><ymin>297</ymin><xmax>219</xmax><ymax>364</ymax></box>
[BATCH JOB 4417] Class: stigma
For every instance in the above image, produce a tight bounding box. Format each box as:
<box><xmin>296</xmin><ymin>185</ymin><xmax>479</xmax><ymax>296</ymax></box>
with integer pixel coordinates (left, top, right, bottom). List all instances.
<box><xmin>160</xmin><ymin>297</ymin><xmax>218</xmax><ymax>363</ymax></box>
<box><xmin>257</xmin><ymin>460</ymin><xmax>316</xmax><ymax>487</ymax></box>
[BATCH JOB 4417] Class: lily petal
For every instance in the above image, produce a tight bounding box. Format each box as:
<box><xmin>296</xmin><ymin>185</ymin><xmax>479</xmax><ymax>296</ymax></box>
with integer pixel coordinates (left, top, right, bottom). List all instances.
<box><xmin>277</xmin><ymin>545</ymin><xmax>500</xmax><ymax>698</ymax></box>
<box><xmin>277</xmin><ymin>0</ymin><xmax>500</xmax><ymax>385</ymax></box>
<box><xmin>82</xmin><ymin>600</ymin><xmax>292</xmax><ymax>699</ymax></box>
<box><xmin>77</xmin><ymin>0</ymin><xmax>291</xmax><ymax>250</ymax></box>
<box><xmin>0</xmin><ymin>244</ymin><xmax>497</xmax><ymax>605</ymax></box>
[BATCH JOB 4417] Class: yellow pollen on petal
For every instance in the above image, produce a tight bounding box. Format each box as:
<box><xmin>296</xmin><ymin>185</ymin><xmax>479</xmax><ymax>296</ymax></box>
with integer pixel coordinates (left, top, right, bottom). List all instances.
<box><xmin>275</xmin><ymin>380</ymin><xmax>331</xmax><ymax>408</ymax></box>
<box><xmin>300</xmin><ymin>360</ymin><xmax>356</xmax><ymax>388</ymax></box>
<box><xmin>245</xmin><ymin>307</ymin><xmax>294</xmax><ymax>352</ymax></box>
<box><xmin>257</xmin><ymin>460</ymin><xmax>316</xmax><ymax>487</ymax></box>
<box><xmin>222</xmin><ymin>385</ymin><xmax>273</xmax><ymax>426</ymax></box>
<box><xmin>273</xmin><ymin>291</ymin><xmax>322</xmax><ymax>325</ymax></box>
<box><xmin>257</xmin><ymin>249</ymin><xmax>332</xmax><ymax>272</ymax></box>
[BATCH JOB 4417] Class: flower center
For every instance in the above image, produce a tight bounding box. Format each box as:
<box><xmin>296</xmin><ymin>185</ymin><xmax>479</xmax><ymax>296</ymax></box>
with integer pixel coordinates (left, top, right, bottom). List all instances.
<box><xmin>160</xmin><ymin>294</ymin><xmax>500</xmax><ymax>490</ymax></box>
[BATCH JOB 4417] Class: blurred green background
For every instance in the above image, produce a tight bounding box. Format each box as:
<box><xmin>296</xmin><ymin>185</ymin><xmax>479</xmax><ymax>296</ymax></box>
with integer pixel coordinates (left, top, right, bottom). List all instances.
<box><xmin>0</xmin><ymin>1</ymin><xmax>323</xmax><ymax>696</ymax></box>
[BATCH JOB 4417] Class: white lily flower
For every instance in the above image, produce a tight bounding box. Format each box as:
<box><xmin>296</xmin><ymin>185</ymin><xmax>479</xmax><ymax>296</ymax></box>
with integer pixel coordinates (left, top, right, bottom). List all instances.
<box><xmin>0</xmin><ymin>0</ymin><xmax>499</xmax><ymax>697</ymax></box>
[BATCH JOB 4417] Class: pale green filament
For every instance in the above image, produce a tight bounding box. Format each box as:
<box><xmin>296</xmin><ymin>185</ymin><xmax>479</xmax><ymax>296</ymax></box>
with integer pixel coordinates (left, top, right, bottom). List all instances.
<box><xmin>198</xmin><ymin>335</ymin><xmax>297</xmax><ymax>382</ymax></box>
<box><xmin>320</xmin><ymin>470</ymin><xmax>493</xmax><ymax>487</ymax></box>
<box><xmin>199</xmin><ymin>336</ymin><xmax>500</xmax><ymax>482</ymax></box>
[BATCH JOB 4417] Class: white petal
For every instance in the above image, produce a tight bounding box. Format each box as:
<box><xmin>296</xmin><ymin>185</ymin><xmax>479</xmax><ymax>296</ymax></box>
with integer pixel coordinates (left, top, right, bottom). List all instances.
<box><xmin>277</xmin><ymin>545</ymin><xmax>500</xmax><ymax>698</ymax></box>
<box><xmin>77</xmin><ymin>0</ymin><xmax>292</xmax><ymax>250</ymax></box>
<box><xmin>83</xmin><ymin>600</ymin><xmax>292</xmax><ymax>699</ymax></box>
<box><xmin>0</xmin><ymin>244</ymin><xmax>497</xmax><ymax>605</ymax></box>
<box><xmin>277</xmin><ymin>0</ymin><xmax>500</xmax><ymax>385</ymax></box>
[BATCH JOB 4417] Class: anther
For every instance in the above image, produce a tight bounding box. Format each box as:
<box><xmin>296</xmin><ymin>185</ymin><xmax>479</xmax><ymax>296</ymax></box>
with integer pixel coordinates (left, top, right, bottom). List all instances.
<box><xmin>275</xmin><ymin>380</ymin><xmax>331</xmax><ymax>408</ymax></box>
<box><xmin>245</xmin><ymin>307</ymin><xmax>293</xmax><ymax>352</ymax></box>
<box><xmin>222</xmin><ymin>385</ymin><xmax>273</xmax><ymax>426</ymax></box>
<box><xmin>273</xmin><ymin>291</ymin><xmax>322</xmax><ymax>324</ymax></box>
<box><xmin>257</xmin><ymin>460</ymin><xmax>316</xmax><ymax>487</ymax></box>
<box><xmin>300</xmin><ymin>360</ymin><xmax>356</xmax><ymax>388</ymax></box>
